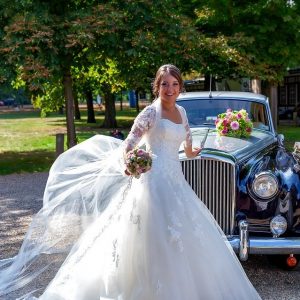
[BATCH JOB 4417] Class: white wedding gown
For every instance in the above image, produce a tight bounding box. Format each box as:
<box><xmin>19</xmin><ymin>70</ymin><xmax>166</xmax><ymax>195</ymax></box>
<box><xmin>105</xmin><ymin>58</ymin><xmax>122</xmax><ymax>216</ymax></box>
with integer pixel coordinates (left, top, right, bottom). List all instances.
<box><xmin>0</xmin><ymin>100</ymin><xmax>261</xmax><ymax>300</ymax></box>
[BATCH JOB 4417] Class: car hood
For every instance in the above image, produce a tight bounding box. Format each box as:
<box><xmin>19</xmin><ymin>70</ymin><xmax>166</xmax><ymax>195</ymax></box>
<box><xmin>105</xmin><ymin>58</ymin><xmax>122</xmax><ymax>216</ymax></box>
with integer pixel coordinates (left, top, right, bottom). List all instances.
<box><xmin>179</xmin><ymin>128</ymin><xmax>277</xmax><ymax>162</ymax></box>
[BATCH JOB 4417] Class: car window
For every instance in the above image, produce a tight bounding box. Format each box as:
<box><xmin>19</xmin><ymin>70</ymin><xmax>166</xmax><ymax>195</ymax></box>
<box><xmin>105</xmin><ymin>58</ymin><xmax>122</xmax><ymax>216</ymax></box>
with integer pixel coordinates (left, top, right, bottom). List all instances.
<box><xmin>178</xmin><ymin>98</ymin><xmax>270</xmax><ymax>131</ymax></box>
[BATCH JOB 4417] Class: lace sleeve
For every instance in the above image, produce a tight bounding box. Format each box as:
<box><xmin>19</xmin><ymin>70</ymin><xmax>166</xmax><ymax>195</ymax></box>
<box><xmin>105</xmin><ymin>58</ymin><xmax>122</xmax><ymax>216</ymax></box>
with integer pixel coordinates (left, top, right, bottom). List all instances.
<box><xmin>123</xmin><ymin>105</ymin><xmax>156</xmax><ymax>152</ymax></box>
<box><xmin>180</xmin><ymin>106</ymin><xmax>192</xmax><ymax>147</ymax></box>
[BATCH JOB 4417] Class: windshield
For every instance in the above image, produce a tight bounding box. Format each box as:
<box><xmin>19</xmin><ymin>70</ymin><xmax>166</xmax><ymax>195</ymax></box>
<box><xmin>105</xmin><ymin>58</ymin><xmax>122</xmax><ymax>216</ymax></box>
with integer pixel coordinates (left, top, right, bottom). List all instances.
<box><xmin>178</xmin><ymin>98</ymin><xmax>270</xmax><ymax>131</ymax></box>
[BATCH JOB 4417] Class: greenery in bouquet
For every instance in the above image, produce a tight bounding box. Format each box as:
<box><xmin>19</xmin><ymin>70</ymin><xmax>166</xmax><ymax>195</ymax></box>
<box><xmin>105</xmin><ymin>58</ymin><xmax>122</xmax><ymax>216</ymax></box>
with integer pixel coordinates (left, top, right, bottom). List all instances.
<box><xmin>215</xmin><ymin>108</ymin><xmax>253</xmax><ymax>138</ymax></box>
<box><xmin>125</xmin><ymin>148</ymin><xmax>152</xmax><ymax>178</ymax></box>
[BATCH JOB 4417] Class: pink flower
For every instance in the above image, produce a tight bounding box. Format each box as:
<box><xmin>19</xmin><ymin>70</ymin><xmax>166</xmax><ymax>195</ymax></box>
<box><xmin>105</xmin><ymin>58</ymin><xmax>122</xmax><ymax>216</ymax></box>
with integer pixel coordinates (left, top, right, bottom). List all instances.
<box><xmin>230</xmin><ymin>121</ymin><xmax>239</xmax><ymax>130</ymax></box>
<box><xmin>246</xmin><ymin>127</ymin><xmax>252</xmax><ymax>132</ymax></box>
<box><xmin>137</xmin><ymin>149</ymin><xmax>144</xmax><ymax>156</ymax></box>
<box><xmin>226</xmin><ymin>108</ymin><xmax>232</xmax><ymax>113</ymax></box>
<box><xmin>237</xmin><ymin>113</ymin><xmax>242</xmax><ymax>119</ymax></box>
<box><xmin>221</xmin><ymin>128</ymin><xmax>228</xmax><ymax>134</ymax></box>
<box><xmin>215</xmin><ymin>119</ymin><xmax>219</xmax><ymax>125</ymax></box>
<box><xmin>222</xmin><ymin>119</ymin><xmax>228</xmax><ymax>126</ymax></box>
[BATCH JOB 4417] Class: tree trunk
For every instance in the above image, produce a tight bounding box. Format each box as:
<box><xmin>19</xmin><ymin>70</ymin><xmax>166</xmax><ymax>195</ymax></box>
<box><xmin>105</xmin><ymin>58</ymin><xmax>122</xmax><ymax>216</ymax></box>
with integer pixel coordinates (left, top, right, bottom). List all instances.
<box><xmin>135</xmin><ymin>90</ymin><xmax>140</xmax><ymax>113</ymax></box>
<box><xmin>120</xmin><ymin>92</ymin><xmax>123</xmax><ymax>111</ymax></box>
<box><xmin>261</xmin><ymin>81</ymin><xmax>278</xmax><ymax>130</ymax></box>
<box><xmin>102</xmin><ymin>86</ymin><xmax>117</xmax><ymax>128</ymax></box>
<box><xmin>204</xmin><ymin>74</ymin><xmax>216</xmax><ymax>91</ymax></box>
<box><xmin>63</xmin><ymin>69</ymin><xmax>77</xmax><ymax>148</ymax></box>
<box><xmin>73</xmin><ymin>91</ymin><xmax>81</xmax><ymax>120</ymax></box>
<box><xmin>85</xmin><ymin>89</ymin><xmax>96</xmax><ymax>123</ymax></box>
<box><xmin>251</xmin><ymin>79</ymin><xmax>261</xmax><ymax>94</ymax></box>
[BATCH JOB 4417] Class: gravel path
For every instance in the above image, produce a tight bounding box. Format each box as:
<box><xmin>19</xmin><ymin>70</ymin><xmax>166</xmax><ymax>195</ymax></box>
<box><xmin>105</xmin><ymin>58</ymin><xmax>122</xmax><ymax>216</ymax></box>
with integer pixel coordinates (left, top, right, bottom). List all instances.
<box><xmin>0</xmin><ymin>172</ymin><xmax>299</xmax><ymax>299</ymax></box>
<box><xmin>0</xmin><ymin>172</ymin><xmax>48</xmax><ymax>260</ymax></box>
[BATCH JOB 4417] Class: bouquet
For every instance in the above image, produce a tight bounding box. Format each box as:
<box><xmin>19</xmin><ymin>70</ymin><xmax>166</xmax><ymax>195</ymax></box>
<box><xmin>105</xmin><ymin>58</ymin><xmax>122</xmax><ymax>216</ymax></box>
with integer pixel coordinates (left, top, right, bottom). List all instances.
<box><xmin>215</xmin><ymin>108</ymin><xmax>253</xmax><ymax>138</ymax></box>
<box><xmin>125</xmin><ymin>147</ymin><xmax>152</xmax><ymax>178</ymax></box>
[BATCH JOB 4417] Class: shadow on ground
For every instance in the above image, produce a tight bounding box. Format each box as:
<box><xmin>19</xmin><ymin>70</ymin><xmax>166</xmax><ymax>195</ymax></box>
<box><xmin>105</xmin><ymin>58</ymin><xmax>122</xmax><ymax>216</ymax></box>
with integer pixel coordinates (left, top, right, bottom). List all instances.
<box><xmin>0</xmin><ymin>150</ymin><xmax>55</xmax><ymax>175</ymax></box>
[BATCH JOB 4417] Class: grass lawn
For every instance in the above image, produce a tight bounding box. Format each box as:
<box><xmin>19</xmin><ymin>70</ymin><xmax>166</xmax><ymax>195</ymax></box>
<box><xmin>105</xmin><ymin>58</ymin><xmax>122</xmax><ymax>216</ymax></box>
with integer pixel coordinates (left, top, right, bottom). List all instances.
<box><xmin>0</xmin><ymin>107</ymin><xmax>137</xmax><ymax>175</ymax></box>
<box><xmin>277</xmin><ymin>125</ymin><xmax>300</xmax><ymax>152</ymax></box>
<box><xmin>0</xmin><ymin>107</ymin><xmax>299</xmax><ymax>175</ymax></box>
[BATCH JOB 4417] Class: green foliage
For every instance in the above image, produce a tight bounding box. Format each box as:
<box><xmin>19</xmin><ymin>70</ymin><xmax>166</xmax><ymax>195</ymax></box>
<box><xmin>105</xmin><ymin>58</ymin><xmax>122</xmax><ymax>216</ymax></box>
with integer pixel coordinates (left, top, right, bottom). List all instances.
<box><xmin>73</xmin><ymin>59</ymin><xmax>126</xmax><ymax>97</ymax></box>
<box><xmin>32</xmin><ymin>81</ymin><xmax>64</xmax><ymax>116</ymax></box>
<box><xmin>110</xmin><ymin>0</ymin><xmax>201</xmax><ymax>91</ymax></box>
<box><xmin>190</xmin><ymin>0</ymin><xmax>300</xmax><ymax>81</ymax></box>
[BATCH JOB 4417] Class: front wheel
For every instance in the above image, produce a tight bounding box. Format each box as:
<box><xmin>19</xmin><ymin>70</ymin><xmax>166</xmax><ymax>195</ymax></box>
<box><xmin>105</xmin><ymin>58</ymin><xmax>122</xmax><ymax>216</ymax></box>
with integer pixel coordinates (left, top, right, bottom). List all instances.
<box><xmin>267</xmin><ymin>254</ymin><xmax>299</xmax><ymax>271</ymax></box>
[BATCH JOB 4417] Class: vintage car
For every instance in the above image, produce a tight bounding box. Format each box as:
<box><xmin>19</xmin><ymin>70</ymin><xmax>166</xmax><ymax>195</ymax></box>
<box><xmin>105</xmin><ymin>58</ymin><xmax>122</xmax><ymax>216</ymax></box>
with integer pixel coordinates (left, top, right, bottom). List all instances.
<box><xmin>177</xmin><ymin>91</ymin><xmax>300</xmax><ymax>269</ymax></box>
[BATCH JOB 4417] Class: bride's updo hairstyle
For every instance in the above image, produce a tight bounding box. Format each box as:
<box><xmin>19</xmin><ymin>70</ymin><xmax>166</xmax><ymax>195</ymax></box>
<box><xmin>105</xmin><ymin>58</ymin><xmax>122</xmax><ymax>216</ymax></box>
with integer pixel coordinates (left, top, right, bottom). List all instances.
<box><xmin>153</xmin><ymin>64</ymin><xmax>184</xmax><ymax>98</ymax></box>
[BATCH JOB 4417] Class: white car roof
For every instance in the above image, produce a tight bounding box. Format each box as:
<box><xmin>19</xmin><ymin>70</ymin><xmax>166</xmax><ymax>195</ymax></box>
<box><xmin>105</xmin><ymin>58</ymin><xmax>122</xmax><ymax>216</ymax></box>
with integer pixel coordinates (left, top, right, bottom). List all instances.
<box><xmin>177</xmin><ymin>91</ymin><xmax>268</xmax><ymax>103</ymax></box>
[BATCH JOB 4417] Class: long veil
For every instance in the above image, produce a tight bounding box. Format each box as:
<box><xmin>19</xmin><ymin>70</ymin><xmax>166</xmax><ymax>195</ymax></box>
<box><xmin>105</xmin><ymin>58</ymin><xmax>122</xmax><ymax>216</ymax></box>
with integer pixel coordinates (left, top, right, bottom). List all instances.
<box><xmin>0</xmin><ymin>98</ymin><xmax>164</xmax><ymax>299</ymax></box>
<box><xmin>0</xmin><ymin>134</ymin><xmax>132</xmax><ymax>299</ymax></box>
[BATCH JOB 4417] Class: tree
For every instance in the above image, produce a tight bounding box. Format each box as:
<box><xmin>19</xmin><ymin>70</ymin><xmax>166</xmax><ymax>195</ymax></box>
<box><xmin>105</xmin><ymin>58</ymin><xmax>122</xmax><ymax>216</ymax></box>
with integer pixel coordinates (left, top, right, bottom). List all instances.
<box><xmin>1</xmin><ymin>0</ymin><xmax>203</xmax><ymax>132</ymax></box>
<box><xmin>71</xmin><ymin>0</ymin><xmax>205</xmax><ymax>127</ymax></box>
<box><xmin>107</xmin><ymin>0</ymin><xmax>199</xmax><ymax>116</ymax></box>
<box><xmin>186</xmin><ymin>0</ymin><xmax>300</xmax><ymax>82</ymax></box>
<box><xmin>0</xmin><ymin>1</ymin><xmax>126</xmax><ymax>147</ymax></box>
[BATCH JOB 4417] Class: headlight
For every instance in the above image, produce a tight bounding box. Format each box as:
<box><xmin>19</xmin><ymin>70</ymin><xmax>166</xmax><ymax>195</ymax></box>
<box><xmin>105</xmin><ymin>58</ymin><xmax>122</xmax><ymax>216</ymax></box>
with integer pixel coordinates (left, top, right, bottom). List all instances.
<box><xmin>252</xmin><ymin>171</ymin><xmax>278</xmax><ymax>200</ymax></box>
<box><xmin>270</xmin><ymin>215</ymin><xmax>287</xmax><ymax>237</ymax></box>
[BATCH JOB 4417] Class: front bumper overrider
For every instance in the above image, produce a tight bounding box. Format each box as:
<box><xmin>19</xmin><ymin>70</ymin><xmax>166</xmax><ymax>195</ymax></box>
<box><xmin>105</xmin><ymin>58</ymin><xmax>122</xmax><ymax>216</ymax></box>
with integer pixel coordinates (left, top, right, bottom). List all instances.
<box><xmin>229</xmin><ymin>220</ymin><xmax>300</xmax><ymax>261</ymax></box>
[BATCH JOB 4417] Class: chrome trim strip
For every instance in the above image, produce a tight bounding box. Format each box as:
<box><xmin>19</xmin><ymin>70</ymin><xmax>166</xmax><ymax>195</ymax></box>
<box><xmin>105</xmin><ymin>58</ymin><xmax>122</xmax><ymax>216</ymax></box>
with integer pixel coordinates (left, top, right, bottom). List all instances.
<box><xmin>179</xmin><ymin>153</ymin><xmax>236</xmax><ymax>165</ymax></box>
<box><xmin>229</xmin><ymin>237</ymin><xmax>300</xmax><ymax>256</ymax></box>
<box><xmin>265</xmin><ymin>97</ymin><xmax>276</xmax><ymax>134</ymax></box>
<box><xmin>200</xmin><ymin>152</ymin><xmax>237</xmax><ymax>164</ymax></box>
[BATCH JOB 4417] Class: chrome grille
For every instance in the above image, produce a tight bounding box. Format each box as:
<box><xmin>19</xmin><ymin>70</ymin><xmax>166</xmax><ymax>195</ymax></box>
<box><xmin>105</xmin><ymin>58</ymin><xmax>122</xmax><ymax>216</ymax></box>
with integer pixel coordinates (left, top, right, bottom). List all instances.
<box><xmin>181</xmin><ymin>157</ymin><xmax>235</xmax><ymax>235</ymax></box>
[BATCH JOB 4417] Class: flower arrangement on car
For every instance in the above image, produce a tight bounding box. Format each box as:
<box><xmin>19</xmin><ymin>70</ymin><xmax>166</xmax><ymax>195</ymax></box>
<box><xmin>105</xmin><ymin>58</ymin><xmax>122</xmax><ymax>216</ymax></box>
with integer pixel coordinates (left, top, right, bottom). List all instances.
<box><xmin>215</xmin><ymin>108</ymin><xmax>253</xmax><ymax>138</ymax></box>
<box><xmin>125</xmin><ymin>148</ymin><xmax>152</xmax><ymax>178</ymax></box>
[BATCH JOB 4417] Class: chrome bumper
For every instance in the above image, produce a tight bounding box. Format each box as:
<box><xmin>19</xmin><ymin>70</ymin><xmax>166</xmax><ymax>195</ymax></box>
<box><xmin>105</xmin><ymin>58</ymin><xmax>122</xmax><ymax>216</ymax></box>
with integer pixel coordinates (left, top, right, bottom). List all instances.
<box><xmin>229</xmin><ymin>220</ymin><xmax>300</xmax><ymax>261</ymax></box>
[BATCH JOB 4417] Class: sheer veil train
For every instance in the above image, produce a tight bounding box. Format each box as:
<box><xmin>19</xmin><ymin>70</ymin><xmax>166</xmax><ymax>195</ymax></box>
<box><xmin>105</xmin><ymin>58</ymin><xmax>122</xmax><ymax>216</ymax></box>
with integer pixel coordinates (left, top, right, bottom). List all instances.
<box><xmin>0</xmin><ymin>99</ymin><xmax>163</xmax><ymax>299</ymax></box>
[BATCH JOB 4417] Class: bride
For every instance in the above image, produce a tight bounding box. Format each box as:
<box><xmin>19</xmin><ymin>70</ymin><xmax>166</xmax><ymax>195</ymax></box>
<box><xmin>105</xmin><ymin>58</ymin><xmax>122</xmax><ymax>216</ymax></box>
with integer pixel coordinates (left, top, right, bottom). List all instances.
<box><xmin>0</xmin><ymin>64</ymin><xmax>261</xmax><ymax>299</ymax></box>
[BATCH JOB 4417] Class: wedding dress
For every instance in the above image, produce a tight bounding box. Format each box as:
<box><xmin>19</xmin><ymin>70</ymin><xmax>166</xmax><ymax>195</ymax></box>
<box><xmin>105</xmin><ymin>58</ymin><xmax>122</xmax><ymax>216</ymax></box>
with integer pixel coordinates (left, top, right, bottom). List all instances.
<box><xmin>0</xmin><ymin>99</ymin><xmax>261</xmax><ymax>300</ymax></box>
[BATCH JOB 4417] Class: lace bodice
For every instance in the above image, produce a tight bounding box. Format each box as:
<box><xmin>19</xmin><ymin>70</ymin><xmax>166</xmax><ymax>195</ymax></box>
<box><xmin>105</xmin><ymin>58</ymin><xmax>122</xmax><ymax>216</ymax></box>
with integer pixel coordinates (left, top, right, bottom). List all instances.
<box><xmin>146</xmin><ymin>119</ymin><xmax>186</xmax><ymax>161</ymax></box>
<box><xmin>123</xmin><ymin>103</ymin><xmax>192</xmax><ymax>155</ymax></box>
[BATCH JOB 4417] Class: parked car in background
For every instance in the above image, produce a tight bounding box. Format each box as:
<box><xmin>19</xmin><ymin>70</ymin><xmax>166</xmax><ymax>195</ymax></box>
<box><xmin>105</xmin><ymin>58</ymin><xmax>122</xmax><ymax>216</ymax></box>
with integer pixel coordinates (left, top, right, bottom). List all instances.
<box><xmin>279</xmin><ymin>106</ymin><xmax>294</xmax><ymax>120</ymax></box>
<box><xmin>177</xmin><ymin>91</ymin><xmax>300</xmax><ymax>269</ymax></box>
<box><xmin>4</xmin><ymin>98</ymin><xmax>16</xmax><ymax>106</ymax></box>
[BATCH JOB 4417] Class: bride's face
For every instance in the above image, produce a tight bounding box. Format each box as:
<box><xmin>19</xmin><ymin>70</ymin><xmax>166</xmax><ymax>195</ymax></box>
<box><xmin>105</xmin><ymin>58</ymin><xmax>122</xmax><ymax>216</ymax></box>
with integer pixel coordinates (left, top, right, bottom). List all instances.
<box><xmin>159</xmin><ymin>74</ymin><xmax>180</xmax><ymax>105</ymax></box>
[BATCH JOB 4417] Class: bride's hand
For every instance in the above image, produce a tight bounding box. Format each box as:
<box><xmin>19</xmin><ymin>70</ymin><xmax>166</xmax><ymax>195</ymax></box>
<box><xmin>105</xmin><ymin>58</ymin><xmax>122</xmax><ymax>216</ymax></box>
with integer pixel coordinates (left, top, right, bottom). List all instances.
<box><xmin>184</xmin><ymin>146</ymin><xmax>202</xmax><ymax>158</ymax></box>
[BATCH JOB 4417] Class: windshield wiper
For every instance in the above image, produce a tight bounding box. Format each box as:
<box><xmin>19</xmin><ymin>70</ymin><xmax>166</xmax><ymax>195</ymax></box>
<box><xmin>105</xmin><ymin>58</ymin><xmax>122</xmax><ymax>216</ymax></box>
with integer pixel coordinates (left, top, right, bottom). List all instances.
<box><xmin>201</xmin><ymin>129</ymin><xmax>210</xmax><ymax>148</ymax></box>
